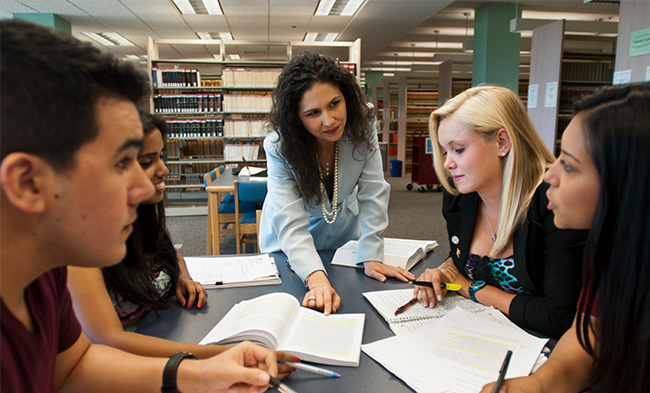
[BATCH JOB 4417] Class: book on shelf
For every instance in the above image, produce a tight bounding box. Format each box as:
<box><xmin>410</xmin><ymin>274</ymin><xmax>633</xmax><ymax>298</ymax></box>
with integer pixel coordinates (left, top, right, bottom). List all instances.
<box><xmin>199</xmin><ymin>292</ymin><xmax>365</xmax><ymax>367</ymax></box>
<box><xmin>363</xmin><ymin>288</ymin><xmax>494</xmax><ymax>335</ymax></box>
<box><xmin>152</xmin><ymin>67</ymin><xmax>200</xmax><ymax>88</ymax></box>
<box><xmin>184</xmin><ymin>254</ymin><xmax>281</xmax><ymax>288</ymax></box>
<box><xmin>331</xmin><ymin>238</ymin><xmax>438</xmax><ymax>271</ymax></box>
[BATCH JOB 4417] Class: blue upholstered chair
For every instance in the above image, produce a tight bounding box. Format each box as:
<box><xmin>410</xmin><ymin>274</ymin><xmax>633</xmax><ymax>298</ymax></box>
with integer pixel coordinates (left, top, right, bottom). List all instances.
<box><xmin>203</xmin><ymin>167</ymin><xmax>256</xmax><ymax>254</ymax></box>
<box><xmin>234</xmin><ymin>180</ymin><xmax>268</xmax><ymax>254</ymax></box>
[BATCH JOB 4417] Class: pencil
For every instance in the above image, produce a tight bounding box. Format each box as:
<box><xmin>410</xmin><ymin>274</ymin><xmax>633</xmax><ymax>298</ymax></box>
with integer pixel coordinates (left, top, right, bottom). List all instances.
<box><xmin>408</xmin><ymin>281</ymin><xmax>462</xmax><ymax>291</ymax></box>
<box><xmin>269</xmin><ymin>375</ymin><xmax>298</xmax><ymax>393</ymax></box>
<box><xmin>492</xmin><ymin>350</ymin><xmax>512</xmax><ymax>393</ymax></box>
<box><xmin>394</xmin><ymin>297</ymin><xmax>418</xmax><ymax>315</ymax></box>
<box><xmin>279</xmin><ymin>361</ymin><xmax>341</xmax><ymax>378</ymax></box>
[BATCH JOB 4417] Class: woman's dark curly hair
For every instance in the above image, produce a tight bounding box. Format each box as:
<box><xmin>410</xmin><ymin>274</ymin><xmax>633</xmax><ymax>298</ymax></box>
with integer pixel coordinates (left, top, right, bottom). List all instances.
<box><xmin>268</xmin><ymin>51</ymin><xmax>376</xmax><ymax>203</ymax></box>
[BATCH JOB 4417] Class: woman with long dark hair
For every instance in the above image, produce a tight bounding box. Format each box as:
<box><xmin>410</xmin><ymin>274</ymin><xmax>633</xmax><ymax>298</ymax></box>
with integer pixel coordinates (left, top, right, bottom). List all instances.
<box><xmin>259</xmin><ymin>52</ymin><xmax>415</xmax><ymax>315</ymax></box>
<box><xmin>67</xmin><ymin>111</ymin><xmax>297</xmax><ymax>374</ymax></box>
<box><xmin>481</xmin><ymin>83</ymin><xmax>650</xmax><ymax>392</ymax></box>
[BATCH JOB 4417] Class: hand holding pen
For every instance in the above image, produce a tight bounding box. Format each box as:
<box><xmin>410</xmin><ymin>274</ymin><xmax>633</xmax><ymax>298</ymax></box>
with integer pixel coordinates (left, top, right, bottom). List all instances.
<box><xmin>413</xmin><ymin>261</ymin><xmax>465</xmax><ymax>307</ymax></box>
<box><xmin>395</xmin><ymin>282</ymin><xmax>461</xmax><ymax>315</ymax></box>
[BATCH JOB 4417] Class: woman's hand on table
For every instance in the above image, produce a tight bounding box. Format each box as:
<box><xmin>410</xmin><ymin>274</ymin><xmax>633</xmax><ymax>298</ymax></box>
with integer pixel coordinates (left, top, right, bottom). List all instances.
<box><xmin>363</xmin><ymin>261</ymin><xmax>415</xmax><ymax>283</ymax></box>
<box><xmin>175</xmin><ymin>276</ymin><xmax>208</xmax><ymax>310</ymax></box>
<box><xmin>413</xmin><ymin>258</ymin><xmax>470</xmax><ymax>307</ymax></box>
<box><xmin>302</xmin><ymin>270</ymin><xmax>341</xmax><ymax>316</ymax></box>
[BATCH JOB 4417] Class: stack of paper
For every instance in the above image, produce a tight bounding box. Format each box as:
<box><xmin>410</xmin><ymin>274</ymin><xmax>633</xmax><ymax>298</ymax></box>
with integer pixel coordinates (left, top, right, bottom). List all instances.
<box><xmin>184</xmin><ymin>254</ymin><xmax>280</xmax><ymax>288</ymax></box>
<box><xmin>362</xmin><ymin>307</ymin><xmax>548</xmax><ymax>393</ymax></box>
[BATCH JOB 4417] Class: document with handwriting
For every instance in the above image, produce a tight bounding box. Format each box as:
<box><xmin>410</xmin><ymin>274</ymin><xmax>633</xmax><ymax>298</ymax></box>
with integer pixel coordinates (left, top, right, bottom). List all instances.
<box><xmin>362</xmin><ymin>308</ymin><xmax>548</xmax><ymax>393</ymax></box>
<box><xmin>363</xmin><ymin>289</ymin><xmax>493</xmax><ymax>334</ymax></box>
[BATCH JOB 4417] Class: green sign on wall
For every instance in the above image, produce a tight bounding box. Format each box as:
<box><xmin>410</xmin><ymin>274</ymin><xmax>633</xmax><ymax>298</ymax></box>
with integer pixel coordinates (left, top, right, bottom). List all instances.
<box><xmin>630</xmin><ymin>27</ymin><xmax>650</xmax><ymax>58</ymax></box>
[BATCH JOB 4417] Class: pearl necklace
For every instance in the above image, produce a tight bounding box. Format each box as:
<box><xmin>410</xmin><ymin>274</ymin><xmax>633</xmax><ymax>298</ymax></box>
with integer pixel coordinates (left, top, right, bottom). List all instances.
<box><xmin>317</xmin><ymin>142</ymin><xmax>338</xmax><ymax>224</ymax></box>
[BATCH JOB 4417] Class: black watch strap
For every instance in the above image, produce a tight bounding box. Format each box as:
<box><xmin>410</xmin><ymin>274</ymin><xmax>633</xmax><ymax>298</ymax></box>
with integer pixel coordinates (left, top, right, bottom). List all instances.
<box><xmin>162</xmin><ymin>352</ymin><xmax>197</xmax><ymax>393</ymax></box>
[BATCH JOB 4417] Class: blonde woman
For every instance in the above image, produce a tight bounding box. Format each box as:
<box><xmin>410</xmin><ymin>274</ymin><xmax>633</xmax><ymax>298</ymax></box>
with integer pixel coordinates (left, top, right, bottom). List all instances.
<box><xmin>414</xmin><ymin>85</ymin><xmax>587</xmax><ymax>338</ymax></box>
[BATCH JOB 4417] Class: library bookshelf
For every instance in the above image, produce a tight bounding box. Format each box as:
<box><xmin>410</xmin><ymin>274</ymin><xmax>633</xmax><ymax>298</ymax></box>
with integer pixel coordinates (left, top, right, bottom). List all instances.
<box><xmin>147</xmin><ymin>38</ymin><xmax>360</xmax><ymax>204</ymax></box>
<box><xmin>405</xmin><ymin>91</ymin><xmax>438</xmax><ymax>174</ymax></box>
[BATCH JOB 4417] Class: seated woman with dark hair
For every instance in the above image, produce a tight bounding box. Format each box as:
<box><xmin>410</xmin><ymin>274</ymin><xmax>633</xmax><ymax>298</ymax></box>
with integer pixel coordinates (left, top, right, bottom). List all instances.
<box><xmin>67</xmin><ymin>110</ymin><xmax>296</xmax><ymax>376</ymax></box>
<box><xmin>481</xmin><ymin>83</ymin><xmax>650</xmax><ymax>393</ymax></box>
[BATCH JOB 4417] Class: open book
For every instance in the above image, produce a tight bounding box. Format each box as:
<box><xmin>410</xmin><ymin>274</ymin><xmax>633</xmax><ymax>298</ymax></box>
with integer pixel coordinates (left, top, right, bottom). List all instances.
<box><xmin>331</xmin><ymin>238</ymin><xmax>438</xmax><ymax>270</ymax></box>
<box><xmin>199</xmin><ymin>292</ymin><xmax>365</xmax><ymax>367</ymax></box>
<box><xmin>363</xmin><ymin>288</ymin><xmax>493</xmax><ymax>335</ymax></box>
<box><xmin>184</xmin><ymin>254</ymin><xmax>280</xmax><ymax>289</ymax></box>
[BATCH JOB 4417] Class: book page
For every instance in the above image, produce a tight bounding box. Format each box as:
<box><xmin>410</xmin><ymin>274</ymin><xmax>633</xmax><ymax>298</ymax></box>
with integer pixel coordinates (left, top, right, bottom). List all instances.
<box><xmin>362</xmin><ymin>308</ymin><xmax>548</xmax><ymax>393</ymax></box>
<box><xmin>329</xmin><ymin>240</ymin><xmax>362</xmax><ymax>268</ymax></box>
<box><xmin>184</xmin><ymin>255</ymin><xmax>279</xmax><ymax>287</ymax></box>
<box><xmin>278</xmin><ymin>308</ymin><xmax>365</xmax><ymax>367</ymax></box>
<box><xmin>363</xmin><ymin>289</ymin><xmax>492</xmax><ymax>325</ymax></box>
<box><xmin>199</xmin><ymin>292</ymin><xmax>299</xmax><ymax>349</ymax></box>
<box><xmin>330</xmin><ymin>238</ymin><xmax>438</xmax><ymax>269</ymax></box>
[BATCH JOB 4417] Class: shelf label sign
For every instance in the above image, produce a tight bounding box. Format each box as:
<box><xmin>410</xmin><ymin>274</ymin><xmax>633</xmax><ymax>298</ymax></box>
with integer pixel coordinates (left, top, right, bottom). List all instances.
<box><xmin>527</xmin><ymin>84</ymin><xmax>539</xmax><ymax>109</ymax></box>
<box><xmin>613</xmin><ymin>70</ymin><xmax>632</xmax><ymax>85</ymax></box>
<box><xmin>425</xmin><ymin>138</ymin><xmax>434</xmax><ymax>154</ymax></box>
<box><xmin>630</xmin><ymin>27</ymin><xmax>650</xmax><ymax>58</ymax></box>
<box><xmin>544</xmin><ymin>82</ymin><xmax>558</xmax><ymax>108</ymax></box>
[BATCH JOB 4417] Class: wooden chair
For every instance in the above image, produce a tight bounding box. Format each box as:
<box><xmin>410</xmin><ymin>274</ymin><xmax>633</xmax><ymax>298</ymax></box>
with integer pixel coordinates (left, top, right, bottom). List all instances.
<box><xmin>203</xmin><ymin>167</ymin><xmax>236</xmax><ymax>255</ymax></box>
<box><xmin>234</xmin><ymin>180</ymin><xmax>268</xmax><ymax>254</ymax></box>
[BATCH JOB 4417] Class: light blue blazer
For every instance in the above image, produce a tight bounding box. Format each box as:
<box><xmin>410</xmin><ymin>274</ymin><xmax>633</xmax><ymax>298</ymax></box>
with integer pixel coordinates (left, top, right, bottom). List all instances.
<box><xmin>259</xmin><ymin>131</ymin><xmax>390</xmax><ymax>282</ymax></box>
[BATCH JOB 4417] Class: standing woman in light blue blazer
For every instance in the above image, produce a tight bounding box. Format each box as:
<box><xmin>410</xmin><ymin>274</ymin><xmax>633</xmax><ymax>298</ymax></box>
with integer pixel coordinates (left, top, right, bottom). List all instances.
<box><xmin>259</xmin><ymin>52</ymin><xmax>415</xmax><ymax>315</ymax></box>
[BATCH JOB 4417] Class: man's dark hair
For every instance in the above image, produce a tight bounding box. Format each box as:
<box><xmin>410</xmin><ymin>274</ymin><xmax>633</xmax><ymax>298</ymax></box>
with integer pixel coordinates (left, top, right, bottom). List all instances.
<box><xmin>1</xmin><ymin>19</ymin><xmax>150</xmax><ymax>171</ymax></box>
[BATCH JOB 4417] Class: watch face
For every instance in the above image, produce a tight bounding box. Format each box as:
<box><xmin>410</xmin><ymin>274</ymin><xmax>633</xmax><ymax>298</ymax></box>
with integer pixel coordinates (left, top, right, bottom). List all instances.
<box><xmin>470</xmin><ymin>280</ymin><xmax>485</xmax><ymax>290</ymax></box>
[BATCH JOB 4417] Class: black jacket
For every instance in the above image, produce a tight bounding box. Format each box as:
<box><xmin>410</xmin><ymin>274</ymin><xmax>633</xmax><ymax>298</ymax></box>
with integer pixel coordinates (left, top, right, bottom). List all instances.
<box><xmin>443</xmin><ymin>182</ymin><xmax>588</xmax><ymax>338</ymax></box>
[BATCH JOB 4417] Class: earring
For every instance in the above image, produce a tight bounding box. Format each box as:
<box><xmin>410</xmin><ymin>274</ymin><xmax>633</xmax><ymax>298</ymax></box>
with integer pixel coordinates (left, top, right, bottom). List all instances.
<box><xmin>500</xmin><ymin>152</ymin><xmax>506</xmax><ymax>157</ymax></box>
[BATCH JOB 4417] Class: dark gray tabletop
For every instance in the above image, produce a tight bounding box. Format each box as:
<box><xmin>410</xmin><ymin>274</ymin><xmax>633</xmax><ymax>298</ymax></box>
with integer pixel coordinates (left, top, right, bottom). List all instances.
<box><xmin>137</xmin><ymin>249</ymin><xmax>445</xmax><ymax>393</ymax></box>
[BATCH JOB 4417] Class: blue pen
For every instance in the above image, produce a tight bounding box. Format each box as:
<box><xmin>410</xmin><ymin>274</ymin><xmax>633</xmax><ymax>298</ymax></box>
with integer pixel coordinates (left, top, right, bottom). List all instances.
<box><xmin>279</xmin><ymin>361</ymin><xmax>341</xmax><ymax>378</ymax></box>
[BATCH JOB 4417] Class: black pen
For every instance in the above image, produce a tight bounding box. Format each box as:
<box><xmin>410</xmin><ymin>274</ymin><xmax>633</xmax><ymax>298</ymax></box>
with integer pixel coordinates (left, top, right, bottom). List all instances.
<box><xmin>269</xmin><ymin>375</ymin><xmax>298</xmax><ymax>393</ymax></box>
<box><xmin>492</xmin><ymin>350</ymin><xmax>512</xmax><ymax>393</ymax></box>
<box><xmin>408</xmin><ymin>281</ymin><xmax>462</xmax><ymax>291</ymax></box>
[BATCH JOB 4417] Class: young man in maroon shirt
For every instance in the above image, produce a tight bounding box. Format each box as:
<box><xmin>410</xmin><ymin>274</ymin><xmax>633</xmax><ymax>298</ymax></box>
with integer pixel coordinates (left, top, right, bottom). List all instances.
<box><xmin>1</xmin><ymin>19</ymin><xmax>277</xmax><ymax>393</ymax></box>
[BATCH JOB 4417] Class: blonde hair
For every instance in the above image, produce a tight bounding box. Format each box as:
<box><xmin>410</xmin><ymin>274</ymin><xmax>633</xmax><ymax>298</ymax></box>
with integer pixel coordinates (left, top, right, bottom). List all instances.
<box><xmin>429</xmin><ymin>85</ymin><xmax>555</xmax><ymax>256</ymax></box>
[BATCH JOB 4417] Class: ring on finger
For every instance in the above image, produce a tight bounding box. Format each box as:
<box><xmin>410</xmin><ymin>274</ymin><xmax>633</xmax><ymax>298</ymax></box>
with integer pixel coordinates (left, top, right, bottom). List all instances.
<box><xmin>307</xmin><ymin>295</ymin><xmax>316</xmax><ymax>301</ymax></box>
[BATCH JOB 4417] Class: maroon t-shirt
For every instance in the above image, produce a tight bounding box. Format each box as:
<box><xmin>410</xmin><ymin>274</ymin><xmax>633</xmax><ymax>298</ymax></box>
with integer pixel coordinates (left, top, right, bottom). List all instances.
<box><xmin>1</xmin><ymin>267</ymin><xmax>82</xmax><ymax>393</ymax></box>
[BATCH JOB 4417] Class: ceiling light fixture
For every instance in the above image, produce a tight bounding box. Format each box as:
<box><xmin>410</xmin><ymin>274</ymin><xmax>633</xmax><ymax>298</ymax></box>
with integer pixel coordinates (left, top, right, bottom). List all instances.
<box><xmin>197</xmin><ymin>32</ymin><xmax>233</xmax><ymax>40</ymax></box>
<box><xmin>82</xmin><ymin>32</ymin><xmax>134</xmax><ymax>46</ymax></box>
<box><xmin>315</xmin><ymin>0</ymin><xmax>335</xmax><ymax>15</ymax></box>
<box><xmin>341</xmin><ymin>0</ymin><xmax>364</xmax><ymax>16</ymax></box>
<box><xmin>324</xmin><ymin>33</ymin><xmax>338</xmax><ymax>42</ymax></box>
<box><xmin>304</xmin><ymin>32</ymin><xmax>318</xmax><ymax>42</ymax></box>
<box><xmin>173</xmin><ymin>0</ymin><xmax>223</xmax><ymax>15</ymax></box>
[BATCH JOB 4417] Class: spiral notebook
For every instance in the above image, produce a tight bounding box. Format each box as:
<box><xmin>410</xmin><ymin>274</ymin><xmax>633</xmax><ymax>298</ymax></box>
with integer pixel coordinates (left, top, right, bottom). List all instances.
<box><xmin>363</xmin><ymin>289</ymin><xmax>493</xmax><ymax>334</ymax></box>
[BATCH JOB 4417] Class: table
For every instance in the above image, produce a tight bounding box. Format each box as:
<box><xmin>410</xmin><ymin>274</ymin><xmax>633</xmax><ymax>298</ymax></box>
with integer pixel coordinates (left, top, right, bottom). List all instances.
<box><xmin>138</xmin><ymin>250</ymin><xmax>446</xmax><ymax>392</ymax></box>
<box><xmin>205</xmin><ymin>168</ymin><xmax>256</xmax><ymax>255</ymax></box>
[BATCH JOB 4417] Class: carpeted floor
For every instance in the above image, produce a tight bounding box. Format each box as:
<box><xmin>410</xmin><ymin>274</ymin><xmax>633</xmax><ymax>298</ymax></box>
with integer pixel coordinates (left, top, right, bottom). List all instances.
<box><xmin>166</xmin><ymin>172</ymin><xmax>450</xmax><ymax>260</ymax></box>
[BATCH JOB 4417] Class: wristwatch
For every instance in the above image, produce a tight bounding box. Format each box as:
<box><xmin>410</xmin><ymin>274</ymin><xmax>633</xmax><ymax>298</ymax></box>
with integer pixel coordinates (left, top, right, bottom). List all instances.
<box><xmin>162</xmin><ymin>352</ymin><xmax>197</xmax><ymax>393</ymax></box>
<box><xmin>468</xmin><ymin>280</ymin><xmax>486</xmax><ymax>303</ymax></box>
